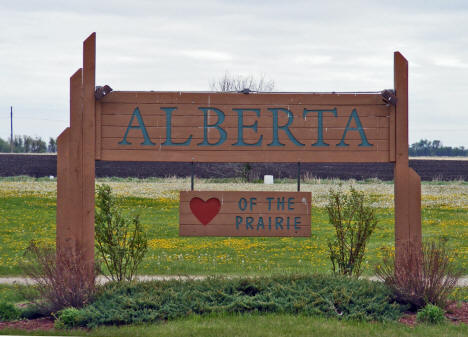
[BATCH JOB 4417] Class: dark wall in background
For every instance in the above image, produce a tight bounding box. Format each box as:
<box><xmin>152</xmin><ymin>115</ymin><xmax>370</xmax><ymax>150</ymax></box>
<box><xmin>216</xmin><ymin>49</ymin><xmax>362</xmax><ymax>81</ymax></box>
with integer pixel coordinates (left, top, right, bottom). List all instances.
<box><xmin>0</xmin><ymin>154</ymin><xmax>467</xmax><ymax>181</ymax></box>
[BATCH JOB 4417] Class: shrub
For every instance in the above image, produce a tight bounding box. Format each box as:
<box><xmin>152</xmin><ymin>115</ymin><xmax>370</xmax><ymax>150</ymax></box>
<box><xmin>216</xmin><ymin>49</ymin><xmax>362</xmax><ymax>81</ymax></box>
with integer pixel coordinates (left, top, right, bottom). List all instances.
<box><xmin>0</xmin><ymin>301</ymin><xmax>21</xmax><ymax>321</ymax></box>
<box><xmin>95</xmin><ymin>184</ymin><xmax>148</xmax><ymax>282</ymax></box>
<box><xmin>21</xmin><ymin>240</ymin><xmax>96</xmax><ymax>313</ymax></box>
<box><xmin>57</xmin><ymin>275</ymin><xmax>404</xmax><ymax>328</ymax></box>
<box><xmin>417</xmin><ymin>304</ymin><xmax>446</xmax><ymax>324</ymax></box>
<box><xmin>326</xmin><ymin>186</ymin><xmax>378</xmax><ymax>276</ymax></box>
<box><xmin>54</xmin><ymin>307</ymin><xmax>86</xmax><ymax>329</ymax></box>
<box><xmin>376</xmin><ymin>240</ymin><xmax>463</xmax><ymax>310</ymax></box>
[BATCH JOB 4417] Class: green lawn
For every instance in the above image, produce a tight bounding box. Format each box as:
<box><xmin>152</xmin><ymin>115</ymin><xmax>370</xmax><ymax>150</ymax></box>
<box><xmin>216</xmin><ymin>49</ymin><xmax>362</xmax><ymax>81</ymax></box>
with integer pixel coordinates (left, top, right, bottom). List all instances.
<box><xmin>1</xmin><ymin>313</ymin><xmax>467</xmax><ymax>337</ymax></box>
<box><xmin>0</xmin><ymin>178</ymin><xmax>467</xmax><ymax>276</ymax></box>
<box><xmin>1</xmin><ymin>177</ymin><xmax>467</xmax><ymax>335</ymax></box>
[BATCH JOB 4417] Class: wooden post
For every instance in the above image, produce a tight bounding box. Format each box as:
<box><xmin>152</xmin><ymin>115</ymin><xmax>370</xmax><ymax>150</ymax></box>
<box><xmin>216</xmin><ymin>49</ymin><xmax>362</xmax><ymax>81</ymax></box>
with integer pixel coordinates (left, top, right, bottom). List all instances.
<box><xmin>81</xmin><ymin>33</ymin><xmax>96</xmax><ymax>275</ymax></box>
<box><xmin>56</xmin><ymin>33</ymin><xmax>96</xmax><ymax>283</ymax></box>
<box><xmin>56</xmin><ymin>128</ymin><xmax>71</xmax><ymax>254</ymax></box>
<box><xmin>394</xmin><ymin>52</ymin><xmax>422</xmax><ymax>271</ymax></box>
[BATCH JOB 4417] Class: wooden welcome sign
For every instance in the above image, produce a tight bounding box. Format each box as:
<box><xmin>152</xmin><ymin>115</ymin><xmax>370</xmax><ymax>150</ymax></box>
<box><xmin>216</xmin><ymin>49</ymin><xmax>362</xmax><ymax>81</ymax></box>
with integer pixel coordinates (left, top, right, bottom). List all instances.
<box><xmin>57</xmin><ymin>33</ymin><xmax>422</xmax><ymax>279</ymax></box>
<box><xmin>98</xmin><ymin>94</ymin><xmax>392</xmax><ymax>162</ymax></box>
<box><xmin>180</xmin><ymin>191</ymin><xmax>311</xmax><ymax>236</ymax></box>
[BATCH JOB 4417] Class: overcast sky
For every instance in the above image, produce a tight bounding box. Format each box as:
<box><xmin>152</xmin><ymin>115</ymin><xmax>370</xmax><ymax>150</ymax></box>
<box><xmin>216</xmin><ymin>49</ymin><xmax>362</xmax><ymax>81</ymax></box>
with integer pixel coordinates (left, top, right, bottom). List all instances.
<box><xmin>1</xmin><ymin>0</ymin><xmax>467</xmax><ymax>147</ymax></box>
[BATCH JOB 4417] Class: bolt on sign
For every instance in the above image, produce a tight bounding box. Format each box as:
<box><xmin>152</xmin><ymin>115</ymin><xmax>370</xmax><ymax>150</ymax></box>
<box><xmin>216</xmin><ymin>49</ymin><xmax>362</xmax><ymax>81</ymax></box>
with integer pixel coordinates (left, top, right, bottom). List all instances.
<box><xmin>180</xmin><ymin>191</ymin><xmax>311</xmax><ymax>237</ymax></box>
<box><xmin>57</xmin><ymin>33</ymin><xmax>422</xmax><ymax>279</ymax></box>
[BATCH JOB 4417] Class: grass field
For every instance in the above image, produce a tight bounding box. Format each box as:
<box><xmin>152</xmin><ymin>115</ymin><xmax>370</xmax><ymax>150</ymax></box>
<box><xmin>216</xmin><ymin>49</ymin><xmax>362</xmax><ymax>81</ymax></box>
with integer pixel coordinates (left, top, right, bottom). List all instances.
<box><xmin>1</xmin><ymin>313</ymin><xmax>468</xmax><ymax>337</ymax></box>
<box><xmin>0</xmin><ymin>177</ymin><xmax>467</xmax><ymax>277</ymax></box>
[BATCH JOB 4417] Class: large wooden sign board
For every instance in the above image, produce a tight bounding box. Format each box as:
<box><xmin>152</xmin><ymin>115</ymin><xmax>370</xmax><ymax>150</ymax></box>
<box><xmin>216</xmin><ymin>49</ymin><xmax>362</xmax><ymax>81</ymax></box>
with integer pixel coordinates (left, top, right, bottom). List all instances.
<box><xmin>98</xmin><ymin>94</ymin><xmax>392</xmax><ymax>162</ymax></box>
<box><xmin>180</xmin><ymin>191</ymin><xmax>311</xmax><ymax>237</ymax></box>
<box><xmin>57</xmin><ymin>33</ymin><xmax>422</xmax><ymax>279</ymax></box>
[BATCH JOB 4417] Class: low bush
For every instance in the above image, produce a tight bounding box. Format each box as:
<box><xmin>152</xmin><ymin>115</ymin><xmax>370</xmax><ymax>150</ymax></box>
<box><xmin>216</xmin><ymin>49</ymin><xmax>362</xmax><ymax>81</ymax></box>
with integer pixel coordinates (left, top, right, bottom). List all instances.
<box><xmin>326</xmin><ymin>186</ymin><xmax>378</xmax><ymax>276</ymax></box>
<box><xmin>95</xmin><ymin>184</ymin><xmax>148</xmax><ymax>282</ymax></box>
<box><xmin>376</xmin><ymin>240</ymin><xmax>463</xmax><ymax>309</ymax></box>
<box><xmin>0</xmin><ymin>301</ymin><xmax>21</xmax><ymax>321</ymax></box>
<box><xmin>21</xmin><ymin>240</ymin><xmax>97</xmax><ymax>313</ymax></box>
<box><xmin>417</xmin><ymin>304</ymin><xmax>446</xmax><ymax>324</ymax></box>
<box><xmin>57</xmin><ymin>275</ymin><xmax>404</xmax><ymax>328</ymax></box>
<box><xmin>54</xmin><ymin>307</ymin><xmax>87</xmax><ymax>329</ymax></box>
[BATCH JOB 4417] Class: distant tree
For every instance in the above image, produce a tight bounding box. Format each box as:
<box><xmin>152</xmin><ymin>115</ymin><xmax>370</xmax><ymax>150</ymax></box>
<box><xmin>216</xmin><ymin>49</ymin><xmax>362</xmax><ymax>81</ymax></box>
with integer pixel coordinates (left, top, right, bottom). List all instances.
<box><xmin>0</xmin><ymin>135</ymin><xmax>49</xmax><ymax>153</ymax></box>
<box><xmin>13</xmin><ymin>135</ymin><xmax>24</xmax><ymax>153</ymax></box>
<box><xmin>47</xmin><ymin>137</ymin><xmax>57</xmax><ymax>153</ymax></box>
<box><xmin>0</xmin><ymin>137</ymin><xmax>10</xmax><ymax>152</ymax></box>
<box><xmin>409</xmin><ymin>139</ymin><xmax>468</xmax><ymax>157</ymax></box>
<box><xmin>31</xmin><ymin>137</ymin><xmax>47</xmax><ymax>153</ymax></box>
<box><xmin>210</xmin><ymin>73</ymin><xmax>275</xmax><ymax>92</ymax></box>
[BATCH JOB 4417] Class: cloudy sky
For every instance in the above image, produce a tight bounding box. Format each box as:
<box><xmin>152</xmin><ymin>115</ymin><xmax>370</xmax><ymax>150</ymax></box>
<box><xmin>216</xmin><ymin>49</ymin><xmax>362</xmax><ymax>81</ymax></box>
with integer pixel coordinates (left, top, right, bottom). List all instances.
<box><xmin>1</xmin><ymin>0</ymin><xmax>467</xmax><ymax>147</ymax></box>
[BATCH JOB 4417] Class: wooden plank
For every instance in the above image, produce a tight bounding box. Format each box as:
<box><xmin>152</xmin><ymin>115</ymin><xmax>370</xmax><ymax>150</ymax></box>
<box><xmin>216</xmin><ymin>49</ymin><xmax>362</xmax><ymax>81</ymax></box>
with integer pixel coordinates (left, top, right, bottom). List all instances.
<box><xmin>81</xmin><ymin>33</ymin><xmax>96</xmax><ymax>275</ymax></box>
<box><xmin>56</xmin><ymin>128</ymin><xmax>72</xmax><ymax>253</ymax></box>
<box><xmin>180</xmin><ymin>213</ymin><xmax>311</xmax><ymax>224</ymax></box>
<box><xmin>394</xmin><ymin>52</ymin><xmax>409</xmax><ymax>168</ymax></box>
<box><xmin>95</xmin><ymin>101</ymin><xmax>102</xmax><ymax>160</ymax></box>
<box><xmin>102</xmin><ymin>129</ymin><xmax>388</xmax><ymax>144</ymax></box>
<box><xmin>409</xmin><ymin>167</ymin><xmax>422</xmax><ymax>252</ymax></box>
<box><xmin>100</xmin><ymin>149</ymin><xmax>390</xmax><ymax>162</ymax></box>
<box><xmin>389</xmin><ymin>102</ymin><xmax>396</xmax><ymax>162</ymax></box>
<box><xmin>101</xmin><ymin>126</ymin><xmax>390</xmax><ymax>144</ymax></box>
<box><xmin>101</xmin><ymin>91</ymin><xmax>387</xmax><ymax>105</ymax></box>
<box><xmin>100</xmin><ymin>103</ymin><xmax>393</xmax><ymax>117</ymax></box>
<box><xmin>179</xmin><ymin>225</ymin><xmax>309</xmax><ymax>237</ymax></box>
<box><xmin>181</xmin><ymin>191</ymin><xmax>311</xmax><ymax>213</ymax></box>
<box><xmin>100</xmin><ymin>114</ymin><xmax>390</xmax><ymax>129</ymax></box>
<box><xmin>102</xmin><ymin>127</ymin><xmax>389</xmax><ymax>142</ymax></box>
<box><xmin>181</xmin><ymin>190</ymin><xmax>313</xmax><ymax>202</ymax></box>
<box><xmin>101</xmin><ymin>138</ymin><xmax>389</xmax><ymax>151</ymax></box>
<box><xmin>394</xmin><ymin>51</ymin><xmax>412</xmax><ymax>271</ymax></box>
<box><xmin>179</xmin><ymin>191</ymin><xmax>311</xmax><ymax>237</ymax></box>
<box><xmin>68</xmin><ymin>68</ymin><xmax>84</xmax><ymax>253</ymax></box>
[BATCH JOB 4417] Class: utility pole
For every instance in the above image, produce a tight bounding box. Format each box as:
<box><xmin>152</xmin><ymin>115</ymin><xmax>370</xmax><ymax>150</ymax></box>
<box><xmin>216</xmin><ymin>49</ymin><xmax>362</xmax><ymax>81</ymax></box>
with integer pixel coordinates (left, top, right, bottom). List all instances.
<box><xmin>10</xmin><ymin>106</ymin><xmax>13</xmax><ymax>153</ymax></box>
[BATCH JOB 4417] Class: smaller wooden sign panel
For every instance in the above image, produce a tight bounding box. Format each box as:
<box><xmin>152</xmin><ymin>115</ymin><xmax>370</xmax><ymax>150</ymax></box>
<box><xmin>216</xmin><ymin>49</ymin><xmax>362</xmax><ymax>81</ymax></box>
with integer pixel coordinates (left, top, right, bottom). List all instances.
<box><xmin>179</xmin><ymin>191</ymin><xmax>311</xmax><ymax>237</ymax></box>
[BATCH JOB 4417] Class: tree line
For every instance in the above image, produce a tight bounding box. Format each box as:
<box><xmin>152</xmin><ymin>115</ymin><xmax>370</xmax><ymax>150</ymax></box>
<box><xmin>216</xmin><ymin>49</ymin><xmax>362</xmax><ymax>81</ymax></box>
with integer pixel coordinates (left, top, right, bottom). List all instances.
<box><xmin>0</xmin><ymin>135</ymin><xmax>57</xmax><ymax>153</ymax></box>
<box><xmin>409</xmin><ymin>139</ymin><xmax>468</xmax><ymax>157</ymax></box>
<box><xmin>1</xmin><ymin>136</ymin><xmax>466</xmax><ymax>157</ymax></box>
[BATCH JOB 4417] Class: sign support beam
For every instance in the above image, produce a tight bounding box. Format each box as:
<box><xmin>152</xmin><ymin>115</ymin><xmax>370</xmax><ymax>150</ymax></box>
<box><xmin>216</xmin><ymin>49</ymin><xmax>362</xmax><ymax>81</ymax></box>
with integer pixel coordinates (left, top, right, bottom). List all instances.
<box><xmin>394</xmin><ymin>52</ymin><xmax>422</xmax><ymax>273</ymax></box>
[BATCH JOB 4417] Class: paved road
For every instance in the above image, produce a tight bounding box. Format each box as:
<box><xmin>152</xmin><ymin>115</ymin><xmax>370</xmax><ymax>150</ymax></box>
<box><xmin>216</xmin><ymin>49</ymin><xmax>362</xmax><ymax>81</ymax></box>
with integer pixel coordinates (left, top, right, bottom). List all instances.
<box><xmin>0</xmin><ymin>275</ymin><xmax>467</xmax><ymax>286</ymax></box>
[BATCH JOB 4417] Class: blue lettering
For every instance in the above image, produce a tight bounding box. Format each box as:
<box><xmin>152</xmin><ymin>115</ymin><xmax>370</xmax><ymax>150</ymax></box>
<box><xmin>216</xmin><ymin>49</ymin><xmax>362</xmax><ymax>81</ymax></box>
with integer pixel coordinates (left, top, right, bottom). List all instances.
<box><xmin>256</xmin><ymin>216</ymin><xmax>265</xmax><ymax>230</ymax></box>
<box><xmin>337</xmin><ymin>109</ymin><xmax>372</xmax><ymax>147</ymax></box>
<box><xmin>277</xmin><ymin>197</ymin><xmax>285</xmax><ymax>210</ymax></box>
<box><xmin>294</xmin><ymin>217</ymin><xmax>301</xmax><ymax>230</ymax></box>
<box><xmin>246</xmin><ymin>217</ymin><xmax>254</xmax><ymax>230</ymax></box>
<box><xmin>287</xmin><ymin>197</ymin><xmax>294</xmax><ymax>210</ymax></box>
<box><xmin>197</xmin><ymin>107</ymin><xmax>227</xmax><ymax>146</ymax></box>
<box><xmin>267</xmin><ymin>108</ymin><xmax>304</xmax><ymax>147</ymax></box>
<box><xmin>266</xmin><ymin>197</ymin><xmax>274</xmax><ymax>211</ymax></box>
<box><xmin>303</xmin><ymin>108</ymin><xmax>337</xmax><ymax>147</ymax></box>
<box><xmin>275</xmin><ymin>217</ymin><xmax>283</xmax><ymax>230</ymax></box>
<box><xmin>236</xmin><ymin>216</ymin><xmax>242</xmax><ymax>230</ymax></box>
<box><xmin>238</xmin><ymin>198</ymin><xmax>247</xmax><ymax>211</ymax></box>
<box><xmin>119</xmin><ymin>107</ymin><xmax>155</xmax><ymax>146</ymax></box>
<box><xmin>161</xmin><ymin>107</ymin><xmax>192</xmax><ymax>146</ymax></box>
<box><xmin>232</xmin><ymin>109</ymin><xmax>262</xmax><ymax>146</ymax></box>
<box><xmin>249</xmin><ymin>197</ymin><xmax>257</xmax><ymax>211</ymax></box>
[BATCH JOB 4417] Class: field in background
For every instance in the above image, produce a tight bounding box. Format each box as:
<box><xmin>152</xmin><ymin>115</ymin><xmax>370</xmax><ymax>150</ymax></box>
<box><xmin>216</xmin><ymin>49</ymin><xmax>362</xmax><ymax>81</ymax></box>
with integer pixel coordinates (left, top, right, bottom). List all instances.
<box><xmin>0</xmin><ymin>177</ymin><xmax>466</xmax><ymax>276</ymax></box>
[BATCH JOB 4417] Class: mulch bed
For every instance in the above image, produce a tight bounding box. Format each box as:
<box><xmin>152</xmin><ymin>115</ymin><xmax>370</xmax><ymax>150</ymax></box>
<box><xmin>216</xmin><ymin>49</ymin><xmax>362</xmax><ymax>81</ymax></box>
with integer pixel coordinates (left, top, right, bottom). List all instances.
<box><xmin>399</xmin><ymin>302</ymin><xmax>468</xmax><ymax>326</ymax></box>
<box><xmin>1</xmin><ymin>302</ymin><xmax>467</xmax><ymax>331</ymax></box>
<box><xmin>0</xmin><ymin>317</ymin><xmax>54</xmax><ymax>331</ymax></box>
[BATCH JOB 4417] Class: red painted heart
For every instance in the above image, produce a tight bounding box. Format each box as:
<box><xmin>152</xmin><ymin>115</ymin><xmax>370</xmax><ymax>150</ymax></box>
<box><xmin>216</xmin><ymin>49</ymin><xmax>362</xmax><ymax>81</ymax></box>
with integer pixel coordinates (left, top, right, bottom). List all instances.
<box><xmin>189</xmin><ymin>197</ymin><xmax>221</xmax><ymax>225</ymax></box>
